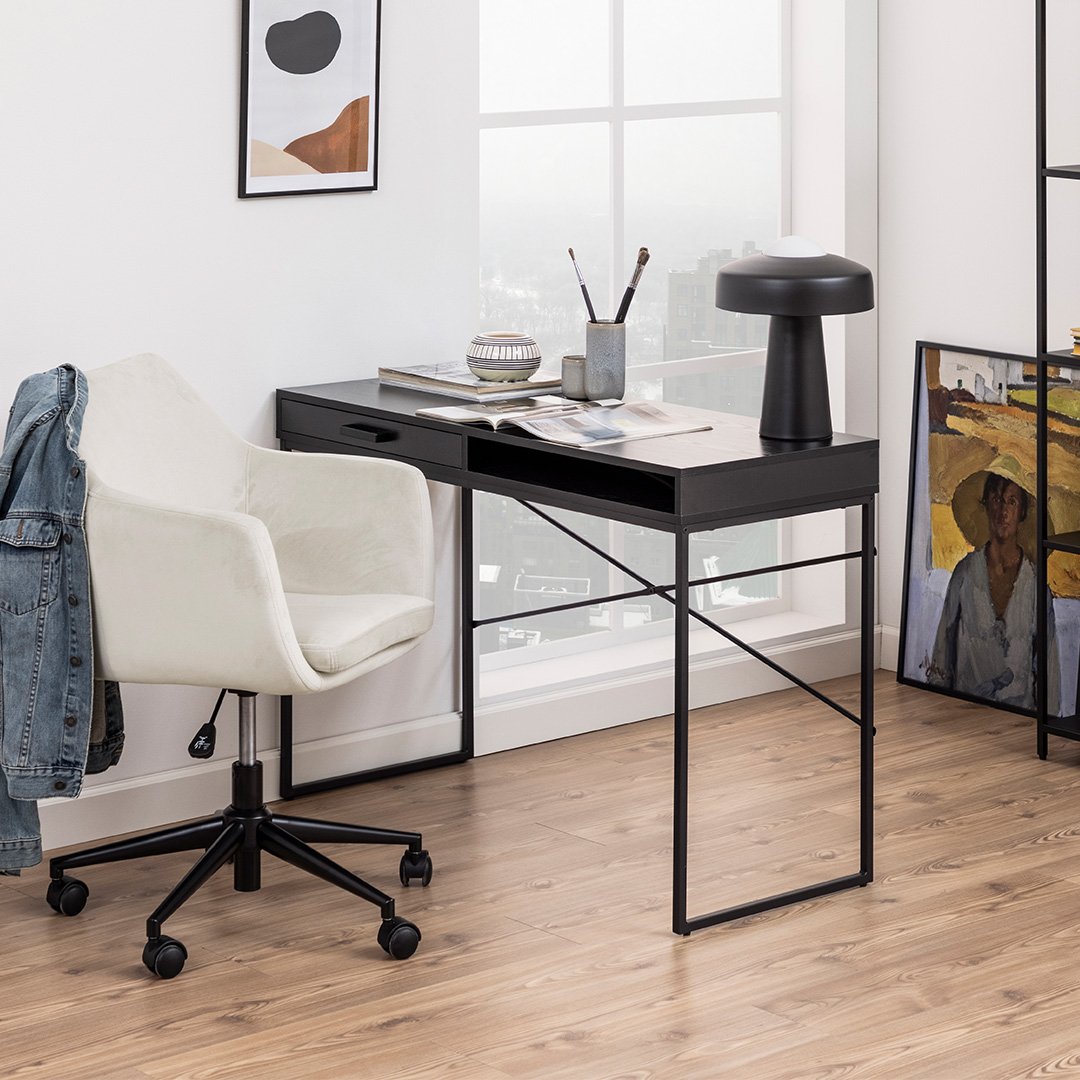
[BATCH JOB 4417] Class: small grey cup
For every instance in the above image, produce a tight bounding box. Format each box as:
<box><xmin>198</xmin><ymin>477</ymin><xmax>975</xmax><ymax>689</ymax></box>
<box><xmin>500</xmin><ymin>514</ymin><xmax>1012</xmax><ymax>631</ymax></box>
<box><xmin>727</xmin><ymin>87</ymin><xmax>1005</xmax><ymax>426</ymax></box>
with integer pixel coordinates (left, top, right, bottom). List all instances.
<box><xmin>584</xmin><ymin>321</ymin><xmax>626</xmax><ymax>400</ymax></box>
<box><xmin>562</xmin><ymin>354</ymin><xmax>588</xmax><ymax>400</ymax></box>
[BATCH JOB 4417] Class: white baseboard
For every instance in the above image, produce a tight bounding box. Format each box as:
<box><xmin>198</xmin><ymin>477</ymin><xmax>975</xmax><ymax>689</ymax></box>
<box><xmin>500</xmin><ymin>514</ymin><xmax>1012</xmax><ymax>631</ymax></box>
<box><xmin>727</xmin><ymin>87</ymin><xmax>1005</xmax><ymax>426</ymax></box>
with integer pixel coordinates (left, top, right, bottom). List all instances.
<box><xmin>40</xmin><ymin>626</ymin><xmax>884</xmax><ymax>851</ymax></box>
<box><xmin>474</xmin><ymin>626</ymin><xmax>874</xmax><ymax>755</ymax></box>
<box><xmin>40</xmin><ymin>712</ymin><xmax>462</xmax><ymax>852</ymax></box>
<box><xmin>879</xmin><ymin>624</ymin><xmax>900</xmax><ymax>672</ymax></box>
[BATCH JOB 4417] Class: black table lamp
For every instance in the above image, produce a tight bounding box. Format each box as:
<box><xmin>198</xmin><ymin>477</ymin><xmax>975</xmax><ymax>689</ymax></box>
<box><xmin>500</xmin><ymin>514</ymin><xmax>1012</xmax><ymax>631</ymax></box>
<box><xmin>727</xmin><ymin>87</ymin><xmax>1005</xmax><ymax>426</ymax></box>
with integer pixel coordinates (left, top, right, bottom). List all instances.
<box><xmin>715</xmin><ymin>236</ymin><xmax>874</xmax><ymax>442</ymax></box>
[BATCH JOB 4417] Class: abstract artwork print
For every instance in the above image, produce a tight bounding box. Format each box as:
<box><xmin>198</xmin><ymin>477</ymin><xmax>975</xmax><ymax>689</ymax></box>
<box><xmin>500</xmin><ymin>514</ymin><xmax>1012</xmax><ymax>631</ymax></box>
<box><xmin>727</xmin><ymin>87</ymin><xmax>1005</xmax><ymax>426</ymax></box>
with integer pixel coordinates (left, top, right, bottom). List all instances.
<box><xmin>240</xmin><ymin>0</ymin><xmax>380</xmax><ymax>197</ymax></box>
<box><xmin>899</xmin><ymin>342</ymin><xmax>1080</xmax><ymax>717</ymax></box>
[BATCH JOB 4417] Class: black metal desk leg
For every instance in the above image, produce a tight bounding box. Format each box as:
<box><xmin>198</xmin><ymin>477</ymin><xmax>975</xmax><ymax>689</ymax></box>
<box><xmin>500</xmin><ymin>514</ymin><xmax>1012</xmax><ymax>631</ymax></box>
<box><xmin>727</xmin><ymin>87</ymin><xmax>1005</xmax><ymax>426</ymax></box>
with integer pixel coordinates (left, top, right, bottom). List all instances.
<box><xmin>461</xmin><ymin>487</ymin><xmax>475</xmax><ymax>757</ymax></box>
<box><xmin>673</xmin><ymin>527</ymin><xmax>691</xmax><ymax>935</ymax></box>
<box><xmin>280</xmin><ymin>695</ymin><xmax>294</xmax><ymax>797</ymax></box>
<box><xmin>276</xmin><ymin>488</ymin><xmax>478</xmax><ymax>800</ymax></box>
<box><xmin>860</xmin><ymin>498</ymin><xmax>875</xmax><ymax>882</ymax></box>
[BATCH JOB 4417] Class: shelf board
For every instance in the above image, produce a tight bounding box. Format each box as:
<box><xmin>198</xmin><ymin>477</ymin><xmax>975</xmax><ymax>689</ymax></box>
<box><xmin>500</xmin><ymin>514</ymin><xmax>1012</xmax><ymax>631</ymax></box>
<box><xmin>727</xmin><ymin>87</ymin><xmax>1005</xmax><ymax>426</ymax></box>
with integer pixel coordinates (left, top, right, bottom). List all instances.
<box><xmin>1044</xmin><ymin>165</ymin><xmax>1080</xmax><ymax>179</ymax></box>
<box><xmin>1046</xmin><ymin>531</ymin><xmax>1080</xmax><ymax>555</ymax></box>
<box><xmin>1041</xmin><ymin>714</ymin><xmax>1080</xmax><ymax>740</ymax></box>
<box><xmin>1039</xmin><ymin>350</ymin><xmax>1079</xmax><ymax>365</ymax></box>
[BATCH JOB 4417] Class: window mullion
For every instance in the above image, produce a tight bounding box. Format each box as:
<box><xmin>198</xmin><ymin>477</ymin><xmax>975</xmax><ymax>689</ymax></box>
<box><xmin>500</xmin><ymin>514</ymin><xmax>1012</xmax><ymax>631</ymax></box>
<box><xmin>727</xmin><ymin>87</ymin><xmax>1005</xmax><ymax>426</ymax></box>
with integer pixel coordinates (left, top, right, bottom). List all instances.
<box><xmin>610</xmin><ymin>0</ymin><xmax>625</xmax><ymax>318</ymax></box>
<box><xmin>479</xmin><ymin>99</ymin><xmax>785</xmax><ymax>131</ymax></box>
<box><xmin>780</xmin><ymin>0</ymin><xmax>793</xmax><ymax>236</ymax></box>
<box><xmin>479</xmin><ymin>106</ymin><xmax>616</xmax><ymax>130</ymax></box>
<box><xmin>607</xmin><ymin>0</ymin><xmax>626</xmax><ymax>631</ymax></box>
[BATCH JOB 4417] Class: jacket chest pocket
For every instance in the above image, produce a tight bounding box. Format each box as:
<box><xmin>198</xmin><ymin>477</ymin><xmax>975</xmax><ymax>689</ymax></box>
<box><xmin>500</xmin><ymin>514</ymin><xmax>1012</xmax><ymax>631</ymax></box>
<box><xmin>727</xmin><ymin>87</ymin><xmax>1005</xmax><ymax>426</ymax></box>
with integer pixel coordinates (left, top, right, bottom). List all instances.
<box><xmin>0</xmin><ymin>517</ymin><xmax>63</xmax><ymax>616</ymax></box>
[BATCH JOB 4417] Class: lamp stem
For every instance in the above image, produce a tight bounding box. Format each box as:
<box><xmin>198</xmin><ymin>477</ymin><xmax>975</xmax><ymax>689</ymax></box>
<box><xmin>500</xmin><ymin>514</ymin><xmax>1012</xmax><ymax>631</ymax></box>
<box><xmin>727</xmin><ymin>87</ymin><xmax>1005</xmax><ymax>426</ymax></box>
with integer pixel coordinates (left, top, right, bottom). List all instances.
<box><xmin>760</xmin><ymin>314</ymin><xmax>833</xmax><ymax>442</ymax></box>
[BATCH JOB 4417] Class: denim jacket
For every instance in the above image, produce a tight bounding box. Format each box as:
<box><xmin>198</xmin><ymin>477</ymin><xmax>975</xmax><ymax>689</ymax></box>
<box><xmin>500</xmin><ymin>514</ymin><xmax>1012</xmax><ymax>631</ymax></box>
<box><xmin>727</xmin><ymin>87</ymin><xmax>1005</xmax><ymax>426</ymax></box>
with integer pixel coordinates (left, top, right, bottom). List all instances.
<box><xmin>0</xmin><ymin>365</ymin><xmax>124</xmax><ymax>872</ymax></box>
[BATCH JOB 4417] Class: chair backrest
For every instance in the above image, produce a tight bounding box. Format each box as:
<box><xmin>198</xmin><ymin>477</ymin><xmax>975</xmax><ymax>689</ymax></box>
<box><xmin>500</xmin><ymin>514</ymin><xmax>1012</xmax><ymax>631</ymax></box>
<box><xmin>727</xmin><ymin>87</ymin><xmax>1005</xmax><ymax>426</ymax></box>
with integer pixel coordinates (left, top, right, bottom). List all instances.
<box><xmin>80</xmin><ymin>354</ymin><xmax>249</xmax><ymax>511</ymax></box>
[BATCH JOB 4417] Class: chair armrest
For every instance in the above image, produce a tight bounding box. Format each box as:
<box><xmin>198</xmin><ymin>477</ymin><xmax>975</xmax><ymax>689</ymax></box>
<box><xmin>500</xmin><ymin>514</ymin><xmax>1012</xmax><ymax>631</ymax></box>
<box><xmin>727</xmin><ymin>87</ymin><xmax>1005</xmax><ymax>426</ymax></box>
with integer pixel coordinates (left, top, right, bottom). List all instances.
<box><xmin>86</xmin><ymin>487</ymin><xmax>319</xmax><ymax>694</ymax></box>
<box><xmin>245</xmin><ymin>446</ymin><xmax>434</xmax><ymax>600</ymax></box>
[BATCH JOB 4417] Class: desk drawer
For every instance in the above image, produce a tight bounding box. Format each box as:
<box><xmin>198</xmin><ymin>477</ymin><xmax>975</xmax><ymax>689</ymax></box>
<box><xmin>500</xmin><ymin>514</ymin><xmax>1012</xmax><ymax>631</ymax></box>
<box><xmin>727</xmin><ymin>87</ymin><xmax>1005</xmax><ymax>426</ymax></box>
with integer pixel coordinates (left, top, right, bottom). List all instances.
<box><xmin>279</xmin><ymin>399</ymin><xmax>464</xmax><ymax>469</ymax></box>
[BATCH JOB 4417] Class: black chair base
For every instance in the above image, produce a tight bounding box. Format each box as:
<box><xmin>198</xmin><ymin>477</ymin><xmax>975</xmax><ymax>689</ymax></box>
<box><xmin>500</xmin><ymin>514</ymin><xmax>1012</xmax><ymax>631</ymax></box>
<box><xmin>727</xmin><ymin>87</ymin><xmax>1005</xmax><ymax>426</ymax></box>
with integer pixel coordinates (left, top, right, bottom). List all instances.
<box><xmin>47</xmin><ymin>758</ymin><xmax>432</xmax><ymax>979</ymax></box>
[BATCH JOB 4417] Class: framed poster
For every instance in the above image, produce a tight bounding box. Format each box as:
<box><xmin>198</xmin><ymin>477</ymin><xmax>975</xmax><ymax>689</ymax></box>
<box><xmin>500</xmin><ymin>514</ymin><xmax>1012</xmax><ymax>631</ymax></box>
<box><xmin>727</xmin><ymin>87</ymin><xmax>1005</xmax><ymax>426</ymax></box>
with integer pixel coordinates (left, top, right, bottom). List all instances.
<box><xmin>239</xmin><ymin>0</ymin><xmax>381</xmax><ymax>198</ymax></box>
<box><xmin>898</xmin><ymin>340</ymin><xmax>1080</xmax><ymax>717</ymax></box>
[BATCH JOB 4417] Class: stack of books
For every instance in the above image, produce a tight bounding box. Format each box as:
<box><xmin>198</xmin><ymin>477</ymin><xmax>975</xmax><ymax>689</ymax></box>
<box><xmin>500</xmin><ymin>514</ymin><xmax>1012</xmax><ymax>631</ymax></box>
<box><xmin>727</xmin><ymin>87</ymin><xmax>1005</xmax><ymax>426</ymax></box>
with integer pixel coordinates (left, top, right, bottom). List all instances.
<box><xmin>378</xmin><ymin>362</ymin><xmax>561</xmax><ymax>402</ymax></box>
<box><xmin>1071</xmin><ymin>328</ymin><xmax>1080</xmax><ymax>356</ymax></box>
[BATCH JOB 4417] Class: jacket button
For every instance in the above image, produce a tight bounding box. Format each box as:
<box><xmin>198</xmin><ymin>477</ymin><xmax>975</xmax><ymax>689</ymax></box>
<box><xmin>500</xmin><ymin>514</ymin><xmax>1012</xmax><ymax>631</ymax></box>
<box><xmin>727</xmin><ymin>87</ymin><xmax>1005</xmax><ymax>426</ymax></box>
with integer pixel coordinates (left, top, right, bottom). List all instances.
<box><xmin>53</xmin><ymin>781</ymin><xmax>66</xmax><ymax>791</ymax></box>
<box><xmin>64</xmin><ymin>714</ymin><xmax>77</xmax><ymax>728</ymax></box>
<box><xmin>69</xmin><ymin>656</ymin><xmax>82</xmax><ymax>668</ymax></box>
<box><xmin>70</xmin><ymin>466</ymin><xmax>80</xmax><ymax>478</ymax></box>
<box><xmin>62</xmin><ymin>532</ymin><xmax>72</xmax><ymax>544</ymax></box>
<box><xmin>68</xmin><ymin>594</ymin><xmax>78</xmax><ymax>606</ymax></box>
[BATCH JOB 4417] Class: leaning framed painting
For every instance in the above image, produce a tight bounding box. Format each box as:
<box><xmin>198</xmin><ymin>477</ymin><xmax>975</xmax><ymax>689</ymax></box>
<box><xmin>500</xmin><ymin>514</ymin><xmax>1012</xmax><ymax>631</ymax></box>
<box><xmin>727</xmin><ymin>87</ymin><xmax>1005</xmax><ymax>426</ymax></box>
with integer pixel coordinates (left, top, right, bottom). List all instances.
<box><xmin>239</xmin><ymin>0</ymin><xmax>381</xmax><ymax>198</ymax></box>
<box><xmin>899</xmin><ymin>340</ymin><xmax>1080</xmax><ymax>717</ymax></box>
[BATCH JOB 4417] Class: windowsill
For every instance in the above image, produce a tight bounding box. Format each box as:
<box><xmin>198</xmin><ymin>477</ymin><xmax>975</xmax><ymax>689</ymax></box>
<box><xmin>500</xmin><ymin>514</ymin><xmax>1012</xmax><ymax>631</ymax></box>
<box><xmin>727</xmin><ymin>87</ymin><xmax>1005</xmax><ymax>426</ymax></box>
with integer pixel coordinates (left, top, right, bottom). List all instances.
<box><xmin>479</xmin><ymin>608</ymin><xmax>845</xmax><ymax>704</ymax></box>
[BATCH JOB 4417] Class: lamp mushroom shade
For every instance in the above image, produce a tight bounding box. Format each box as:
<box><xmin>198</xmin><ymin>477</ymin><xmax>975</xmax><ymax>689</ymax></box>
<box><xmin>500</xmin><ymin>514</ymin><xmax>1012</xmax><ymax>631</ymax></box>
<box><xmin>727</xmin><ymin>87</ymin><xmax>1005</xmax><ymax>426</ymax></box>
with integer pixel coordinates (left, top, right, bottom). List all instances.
<box><xmin>715</xmin><ymin>236</ymin><xmax>874</xmax><ymax>442</ymax></box>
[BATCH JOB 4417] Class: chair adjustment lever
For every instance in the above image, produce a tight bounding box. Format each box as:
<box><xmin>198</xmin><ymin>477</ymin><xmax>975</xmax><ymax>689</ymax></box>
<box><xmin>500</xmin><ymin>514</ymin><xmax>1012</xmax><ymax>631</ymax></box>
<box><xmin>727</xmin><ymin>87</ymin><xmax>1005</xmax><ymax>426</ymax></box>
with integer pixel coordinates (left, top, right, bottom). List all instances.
<box><xmin>187</xmin><ymin>689</ymin><xmax>226</xmax><ymax>760</ymax></box>
<box><xmin>187</xmin><ymin>723</ymin><xmax>216</xmax><ymax>759</ymax></box>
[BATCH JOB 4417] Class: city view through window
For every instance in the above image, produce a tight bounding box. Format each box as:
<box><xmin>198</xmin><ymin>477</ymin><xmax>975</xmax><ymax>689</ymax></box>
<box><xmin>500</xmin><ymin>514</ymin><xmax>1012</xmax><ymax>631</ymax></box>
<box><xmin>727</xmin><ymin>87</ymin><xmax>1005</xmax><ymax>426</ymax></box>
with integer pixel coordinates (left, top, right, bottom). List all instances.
<box><xmin>477</xmin><ymin>1</ymin><xmax>785</xmax><ymax>660</ymax></box>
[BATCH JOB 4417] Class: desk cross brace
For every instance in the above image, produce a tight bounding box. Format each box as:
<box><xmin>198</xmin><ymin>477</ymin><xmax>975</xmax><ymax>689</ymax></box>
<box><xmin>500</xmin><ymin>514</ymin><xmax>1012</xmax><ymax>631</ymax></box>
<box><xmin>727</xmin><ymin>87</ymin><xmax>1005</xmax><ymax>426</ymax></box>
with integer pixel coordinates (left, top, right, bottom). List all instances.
<box><xmin>506</xmin><ymin>496</ymin><xmax>875</xmax><ymax>936</ymax></box>
<box><xmin>514</xmin><ymin>499</ymin><xmax>867</xmax><ymax>729</ymax></box>
<box><xmin>279</xmin><ymin>486</ymin><xmax>874</xmax><ymax>939</ymax></box>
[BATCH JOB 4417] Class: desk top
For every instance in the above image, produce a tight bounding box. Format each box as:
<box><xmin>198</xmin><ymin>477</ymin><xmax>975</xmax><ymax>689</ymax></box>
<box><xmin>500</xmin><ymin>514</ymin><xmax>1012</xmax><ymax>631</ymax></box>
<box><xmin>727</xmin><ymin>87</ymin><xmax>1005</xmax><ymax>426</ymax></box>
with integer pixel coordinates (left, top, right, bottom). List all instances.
<box><xmin>277</xmin><ymin>379</ymin><xmax>878</xmax><ymax>531</ymax></box>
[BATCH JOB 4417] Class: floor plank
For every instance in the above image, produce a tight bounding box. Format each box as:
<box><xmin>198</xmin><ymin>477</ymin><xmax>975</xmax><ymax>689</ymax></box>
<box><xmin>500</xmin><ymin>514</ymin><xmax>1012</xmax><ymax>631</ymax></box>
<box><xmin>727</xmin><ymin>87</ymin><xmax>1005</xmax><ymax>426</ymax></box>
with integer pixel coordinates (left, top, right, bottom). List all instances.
<box><xmin>7</xmin><ymin>673</ymin><xmax>1080</xmax><ymax>1078</ymax></box>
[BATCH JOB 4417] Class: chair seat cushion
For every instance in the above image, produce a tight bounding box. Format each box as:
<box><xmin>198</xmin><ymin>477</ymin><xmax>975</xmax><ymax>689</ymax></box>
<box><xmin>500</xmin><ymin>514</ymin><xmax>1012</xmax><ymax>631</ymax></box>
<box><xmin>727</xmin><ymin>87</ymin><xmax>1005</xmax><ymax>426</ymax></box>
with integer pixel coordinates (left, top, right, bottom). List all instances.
<box><xmin>284</xmin><ymin>593</ymin><xmax>435</xmax><ymax>674</ymax></box>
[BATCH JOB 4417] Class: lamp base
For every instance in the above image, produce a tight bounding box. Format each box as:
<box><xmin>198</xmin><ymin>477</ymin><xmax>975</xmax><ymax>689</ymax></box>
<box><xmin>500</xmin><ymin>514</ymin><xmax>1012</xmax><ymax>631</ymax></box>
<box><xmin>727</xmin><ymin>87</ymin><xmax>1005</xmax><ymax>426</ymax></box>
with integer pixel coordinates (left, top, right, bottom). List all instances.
<box><xmin>759</xmin><ymin>314</ymin><xmax>833</xmax><ymax>442</ymax></box>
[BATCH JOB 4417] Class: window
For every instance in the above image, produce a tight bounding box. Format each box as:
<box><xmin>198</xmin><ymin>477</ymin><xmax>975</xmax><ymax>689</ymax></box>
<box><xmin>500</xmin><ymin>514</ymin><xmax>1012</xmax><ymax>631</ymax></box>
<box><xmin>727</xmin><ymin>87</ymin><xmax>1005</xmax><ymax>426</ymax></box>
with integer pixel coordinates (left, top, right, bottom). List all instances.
<box><xmin>478</xmin><ymin>1</ymin><xmax>789</xmax><ymax>670</ymax></box>
<box><xmin>481</xmin><ymin>0</ymin><xmax>786</xmax><ymax>370</ymax></box>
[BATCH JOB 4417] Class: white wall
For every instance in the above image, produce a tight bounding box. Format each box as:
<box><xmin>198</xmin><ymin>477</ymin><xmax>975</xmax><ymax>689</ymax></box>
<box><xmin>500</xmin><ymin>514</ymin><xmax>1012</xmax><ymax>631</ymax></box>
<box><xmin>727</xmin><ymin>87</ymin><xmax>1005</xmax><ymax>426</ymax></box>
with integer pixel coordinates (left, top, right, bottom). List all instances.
<box><xmin>0</xmin><ymin>2</ymin><xmax>479</xmax><ymax>846</ymax></box>
<box><xmin>877</xmin><ymin>0</ymin><xmax>1070</xmax><ymax>665</ymax></box>
<box><xmin>790</xmin><ymin>0</ymin><xmax>879</xmax><ymax>650</ymax></box>
<box><xmin>788</xmin><ymin>0</ymin><xmax>878</xmax><ymax>445</ymax></box>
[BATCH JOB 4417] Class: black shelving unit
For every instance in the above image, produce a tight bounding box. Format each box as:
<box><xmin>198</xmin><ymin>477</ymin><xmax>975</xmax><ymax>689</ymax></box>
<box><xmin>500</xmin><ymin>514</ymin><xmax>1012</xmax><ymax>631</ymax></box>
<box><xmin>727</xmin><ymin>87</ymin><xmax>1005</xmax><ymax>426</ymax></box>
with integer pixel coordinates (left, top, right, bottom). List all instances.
<box><xmin>1036</xmin><ymin>0</ymin><xmax>1080</xmax><ymax>754</ymax></box>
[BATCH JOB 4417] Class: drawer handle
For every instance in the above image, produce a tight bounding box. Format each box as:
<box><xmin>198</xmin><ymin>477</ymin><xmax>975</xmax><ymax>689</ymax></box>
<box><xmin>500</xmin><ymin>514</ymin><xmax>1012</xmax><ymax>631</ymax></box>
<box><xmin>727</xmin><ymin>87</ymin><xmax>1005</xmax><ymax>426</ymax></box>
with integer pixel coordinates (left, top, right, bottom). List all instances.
<box><xmin>339</xmin><ymin>422</ymin><xmax>397</xmax><ymax>444</ymax></box>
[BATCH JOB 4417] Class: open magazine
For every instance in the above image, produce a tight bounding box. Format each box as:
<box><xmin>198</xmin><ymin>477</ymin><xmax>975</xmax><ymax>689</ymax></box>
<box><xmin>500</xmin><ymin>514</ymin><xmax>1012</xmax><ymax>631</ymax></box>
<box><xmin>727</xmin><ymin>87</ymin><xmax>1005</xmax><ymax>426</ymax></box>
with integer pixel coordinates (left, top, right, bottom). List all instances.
<box><xmin>414</xmin><ymin>398</ymin><xmax>712</xmax><ymax>447</ymax></box>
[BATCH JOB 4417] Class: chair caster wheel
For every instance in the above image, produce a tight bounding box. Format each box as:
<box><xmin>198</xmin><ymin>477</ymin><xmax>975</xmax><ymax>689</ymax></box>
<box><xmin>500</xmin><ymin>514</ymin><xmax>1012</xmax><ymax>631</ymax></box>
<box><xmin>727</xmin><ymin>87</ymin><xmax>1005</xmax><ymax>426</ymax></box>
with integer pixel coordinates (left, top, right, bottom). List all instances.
<box><xmin>399</xmin><ymin>849</ymin><xmax>433</xmax><ymax>887</ymax></box>
<box><xmin>46</xmin><ymin>875</ymin><xmax>89</xmax><ymax>916</ymax></box>
<box><xmin>143</xmin><ymin>936</ymin><xmax>187</xmax><ymax>979</ymax></box>
<box><xmin>378</xmin><ymin>916</ymin><xmax>421</xmax><ymax>959</ymax></box>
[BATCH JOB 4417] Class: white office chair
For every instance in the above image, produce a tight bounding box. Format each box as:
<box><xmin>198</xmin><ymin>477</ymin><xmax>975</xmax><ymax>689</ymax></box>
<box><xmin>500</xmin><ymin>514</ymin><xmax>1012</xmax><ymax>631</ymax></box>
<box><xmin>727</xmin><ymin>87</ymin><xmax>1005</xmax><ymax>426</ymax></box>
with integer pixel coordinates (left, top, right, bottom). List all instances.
<box><xmin>46</xmin><ymin>354</ymin><xmax>436</xmax><ymax>978</ymax></box>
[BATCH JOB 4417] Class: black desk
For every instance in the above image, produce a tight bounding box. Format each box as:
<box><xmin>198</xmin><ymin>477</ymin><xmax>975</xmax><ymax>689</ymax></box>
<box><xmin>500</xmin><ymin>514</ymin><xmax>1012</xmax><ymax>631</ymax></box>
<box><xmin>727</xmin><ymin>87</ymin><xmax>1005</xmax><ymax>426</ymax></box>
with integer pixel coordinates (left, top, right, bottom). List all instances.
<box><xmin>276</xmin><ymin>379</ymin><xmax>878</xmax><ymax>935</ymax></box>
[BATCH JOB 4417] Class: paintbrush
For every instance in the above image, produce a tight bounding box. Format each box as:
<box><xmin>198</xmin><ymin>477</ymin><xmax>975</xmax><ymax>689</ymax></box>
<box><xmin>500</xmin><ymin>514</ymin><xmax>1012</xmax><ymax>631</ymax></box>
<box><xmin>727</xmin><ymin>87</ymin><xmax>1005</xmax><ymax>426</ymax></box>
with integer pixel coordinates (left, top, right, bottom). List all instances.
<box><xmin>568</xmin><ymin>247</ymin><xmax>597</xmax><ymax>323</ymax></box>
<box><xmin>614</xmin><ymin>248</ymin><xmax>650</xmax><ymax>324</ymax></box>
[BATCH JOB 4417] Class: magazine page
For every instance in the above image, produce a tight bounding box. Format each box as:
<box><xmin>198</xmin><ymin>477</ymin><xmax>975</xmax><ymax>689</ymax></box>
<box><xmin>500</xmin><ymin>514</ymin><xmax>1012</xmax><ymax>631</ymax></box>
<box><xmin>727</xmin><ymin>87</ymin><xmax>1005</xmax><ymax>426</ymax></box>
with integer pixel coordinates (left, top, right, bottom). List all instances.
<box><xmin>512</xmin><ymin>402</ymin><xmax>711</xmax><ymax>446</ymax></box>
<box><xmin>511</xmin><ymin>411</ymin><xmax>626</xmax><ymax>445</ymax></box>
<box><xmin>415</xmin><ymin>397</ymin><xmax>576</xmax><ymax>426</ymax></box>
<box><xmin>602</xmin><ymin>402</ymin><xmax>711</xmax><ymax>440</ymax></box>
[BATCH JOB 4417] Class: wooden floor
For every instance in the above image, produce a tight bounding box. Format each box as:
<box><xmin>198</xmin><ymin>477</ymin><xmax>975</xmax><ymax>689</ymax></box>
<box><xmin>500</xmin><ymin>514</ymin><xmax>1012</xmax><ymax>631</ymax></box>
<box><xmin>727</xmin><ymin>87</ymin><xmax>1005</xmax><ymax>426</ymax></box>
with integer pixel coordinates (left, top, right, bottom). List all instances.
<box><xmin>5</xmin><ymin>674</ymin><xmax>1080</xmax><ymax>1079</ymax></box>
